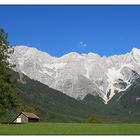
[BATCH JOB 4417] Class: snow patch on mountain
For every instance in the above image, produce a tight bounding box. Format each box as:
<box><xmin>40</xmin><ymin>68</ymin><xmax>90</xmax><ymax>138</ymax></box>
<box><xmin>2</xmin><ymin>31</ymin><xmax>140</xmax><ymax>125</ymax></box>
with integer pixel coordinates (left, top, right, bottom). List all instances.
<box><xmin>107</xmin><ymin>67</ymin><xmax>122</xmax><ymax>82</ymax></box>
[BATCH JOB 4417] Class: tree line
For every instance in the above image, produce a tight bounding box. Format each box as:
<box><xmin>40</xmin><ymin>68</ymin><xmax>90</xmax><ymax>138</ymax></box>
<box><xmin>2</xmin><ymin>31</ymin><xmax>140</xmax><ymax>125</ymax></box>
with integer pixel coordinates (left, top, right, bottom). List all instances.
<box><xmin>0</xmin><ymin>28</ymin><xmax>18</xmax><ymax>113</ymax></box>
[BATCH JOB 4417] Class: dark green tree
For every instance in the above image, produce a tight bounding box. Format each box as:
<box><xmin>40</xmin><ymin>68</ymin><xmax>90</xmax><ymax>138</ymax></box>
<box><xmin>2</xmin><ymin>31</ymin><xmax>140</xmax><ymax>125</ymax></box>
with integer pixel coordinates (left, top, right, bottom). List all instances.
<box><xmin>0</xmin><ymin>28</ymin><xmax>18</xmax><ymax>113</ymax></box>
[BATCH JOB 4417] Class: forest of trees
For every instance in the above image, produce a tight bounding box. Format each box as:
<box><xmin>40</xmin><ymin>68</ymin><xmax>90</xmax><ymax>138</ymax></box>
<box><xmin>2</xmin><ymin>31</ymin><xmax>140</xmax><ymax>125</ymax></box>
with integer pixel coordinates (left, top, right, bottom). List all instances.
<box><xmin>0</xmin><ymin>28</ymin><xmax>18</xmax><ymax>113</ymax></box>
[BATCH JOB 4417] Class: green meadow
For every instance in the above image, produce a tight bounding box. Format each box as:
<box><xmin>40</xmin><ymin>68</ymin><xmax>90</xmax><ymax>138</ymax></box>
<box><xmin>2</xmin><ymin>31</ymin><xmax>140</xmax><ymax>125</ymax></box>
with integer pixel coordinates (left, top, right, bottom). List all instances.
<box><xmin>0</xmin><ymin>123</ymin><xmax>140</xmax><ymax>135</ymax></box>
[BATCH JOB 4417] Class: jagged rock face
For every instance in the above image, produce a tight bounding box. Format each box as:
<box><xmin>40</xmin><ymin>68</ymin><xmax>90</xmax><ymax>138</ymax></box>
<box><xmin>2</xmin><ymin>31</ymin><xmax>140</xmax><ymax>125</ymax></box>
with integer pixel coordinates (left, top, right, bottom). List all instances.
<box><xmin>10</xmin><ymin>46</ymin><xmax>140</xmax><ymax>103</ymax></box>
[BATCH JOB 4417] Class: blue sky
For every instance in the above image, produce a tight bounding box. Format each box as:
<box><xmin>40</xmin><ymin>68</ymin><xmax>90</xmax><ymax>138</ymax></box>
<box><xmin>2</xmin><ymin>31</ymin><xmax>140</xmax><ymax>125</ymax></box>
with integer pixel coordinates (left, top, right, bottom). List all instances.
<box><xmin>0</xmin><ymin>5</ymin><xmax>140</xmax><ymax>57</ymax></box>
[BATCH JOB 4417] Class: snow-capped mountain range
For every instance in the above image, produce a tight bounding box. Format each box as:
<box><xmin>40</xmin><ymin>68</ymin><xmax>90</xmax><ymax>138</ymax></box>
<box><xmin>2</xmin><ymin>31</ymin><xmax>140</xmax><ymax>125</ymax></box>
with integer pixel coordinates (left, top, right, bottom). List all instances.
<box><xmin>9</xmin><ymin>46</ymin><xmax>140</xmax><ymax>104</ymax></box>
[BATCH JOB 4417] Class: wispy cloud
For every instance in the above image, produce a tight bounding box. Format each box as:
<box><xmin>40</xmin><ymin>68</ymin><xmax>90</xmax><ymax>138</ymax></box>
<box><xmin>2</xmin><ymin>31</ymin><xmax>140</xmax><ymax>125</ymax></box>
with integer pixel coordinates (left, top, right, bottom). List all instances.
<box><xmin>80</xmin><ymin>41</ymin><xmax>87</xmax><ymax>48</ymax></box>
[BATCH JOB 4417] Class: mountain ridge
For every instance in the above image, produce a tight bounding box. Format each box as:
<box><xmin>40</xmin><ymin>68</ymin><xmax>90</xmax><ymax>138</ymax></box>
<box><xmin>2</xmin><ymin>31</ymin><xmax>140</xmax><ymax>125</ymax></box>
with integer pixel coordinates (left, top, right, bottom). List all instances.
<box><xmin>10</xmin><ymin>46</ymin><xmax>140</xmax><ymax>103</ymax></box>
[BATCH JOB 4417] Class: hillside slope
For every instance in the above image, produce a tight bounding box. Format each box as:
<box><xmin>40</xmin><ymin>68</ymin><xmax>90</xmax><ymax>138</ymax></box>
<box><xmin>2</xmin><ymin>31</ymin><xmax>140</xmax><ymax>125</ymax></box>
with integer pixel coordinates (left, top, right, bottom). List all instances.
<box><xmin>83</xmin><ymin>77</ymin><xmax>140</xmax><ymax>123</ymax></box>
<box><xmin>1</xmin><ymin>71</ymin><xmax>140</xmax><ymax>123</ymax></box>
<box><xmin>12</xmin><ymin>71</ymin><xmax>96</xmax><ymax>122</ymax></box>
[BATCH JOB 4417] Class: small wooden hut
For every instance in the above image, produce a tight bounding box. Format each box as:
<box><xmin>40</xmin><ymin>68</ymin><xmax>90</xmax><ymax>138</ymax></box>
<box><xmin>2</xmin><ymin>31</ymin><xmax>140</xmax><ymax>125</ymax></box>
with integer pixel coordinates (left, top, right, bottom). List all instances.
<box><xmin>13</xmin><ymin>112</ymin><xmax>40</xmax><ymax>123</ymax></box>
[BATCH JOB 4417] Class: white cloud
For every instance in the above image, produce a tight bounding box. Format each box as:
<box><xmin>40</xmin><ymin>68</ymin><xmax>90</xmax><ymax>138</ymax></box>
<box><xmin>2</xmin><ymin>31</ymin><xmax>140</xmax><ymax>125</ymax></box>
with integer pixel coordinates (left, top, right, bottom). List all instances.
<box><xmin>80</xmin><ymin>41</ymin><xmax>87</xmax><ymax>48</ymax></box>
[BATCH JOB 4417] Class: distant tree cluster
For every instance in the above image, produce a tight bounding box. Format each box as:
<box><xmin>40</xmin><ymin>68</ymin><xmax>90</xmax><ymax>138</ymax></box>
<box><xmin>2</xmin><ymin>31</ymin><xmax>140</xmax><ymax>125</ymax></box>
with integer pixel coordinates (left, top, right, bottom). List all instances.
<box><xmin>0</xmin><ymin>28</ymin><xmax>18</xmax><ymax>113</ymax></box>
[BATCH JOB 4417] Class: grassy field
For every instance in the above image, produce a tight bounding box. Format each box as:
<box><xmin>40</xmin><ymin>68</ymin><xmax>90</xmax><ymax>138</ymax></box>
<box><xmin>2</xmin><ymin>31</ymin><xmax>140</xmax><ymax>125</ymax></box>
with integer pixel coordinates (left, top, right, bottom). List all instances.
<box><xmin>0</xmin><ymin>123</ymin><xmax>140</xmax><ymax>135</ymax></box>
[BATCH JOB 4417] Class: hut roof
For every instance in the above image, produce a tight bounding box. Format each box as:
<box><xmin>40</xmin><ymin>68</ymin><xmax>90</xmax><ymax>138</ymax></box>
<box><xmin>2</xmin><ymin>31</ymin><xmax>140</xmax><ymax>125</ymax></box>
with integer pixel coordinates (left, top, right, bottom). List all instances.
<box><xmin>21</xmin><ymin>112</ymin><xmax>40</xmax><ymax>119</ymax></box>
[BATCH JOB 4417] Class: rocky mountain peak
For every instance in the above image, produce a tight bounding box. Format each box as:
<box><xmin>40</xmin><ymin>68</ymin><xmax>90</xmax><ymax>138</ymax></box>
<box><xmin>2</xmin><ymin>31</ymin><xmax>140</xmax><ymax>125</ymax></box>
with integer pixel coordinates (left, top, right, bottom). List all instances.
<box><xmin>10</xmin><ymin>46</ymin><xmax>140</xmax><ymax>104</ymax></box>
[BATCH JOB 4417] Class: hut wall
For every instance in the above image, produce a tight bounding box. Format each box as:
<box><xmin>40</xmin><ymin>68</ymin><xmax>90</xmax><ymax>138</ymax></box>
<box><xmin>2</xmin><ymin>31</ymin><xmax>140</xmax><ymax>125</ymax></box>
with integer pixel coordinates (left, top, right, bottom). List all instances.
<box><xmin>28</xmin><ymin>118</ymin><xmax>39</xmax><ymax>122</ymax></box>
<box><xmin>14</xmin><ymin>114</ymin><xmax>28</xmax><ymax>123</ymax></box>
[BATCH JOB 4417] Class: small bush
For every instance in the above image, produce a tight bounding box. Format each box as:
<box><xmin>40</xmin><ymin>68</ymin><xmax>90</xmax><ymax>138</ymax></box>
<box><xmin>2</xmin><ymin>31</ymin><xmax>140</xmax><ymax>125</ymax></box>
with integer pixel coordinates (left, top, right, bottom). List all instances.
<box><xmin>87</xmin><ymin>116</ymin><xmax>102</xmax><ymax>123</ymax></box>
